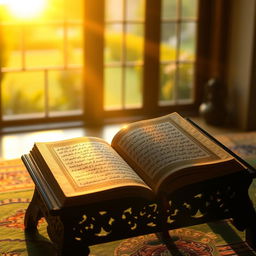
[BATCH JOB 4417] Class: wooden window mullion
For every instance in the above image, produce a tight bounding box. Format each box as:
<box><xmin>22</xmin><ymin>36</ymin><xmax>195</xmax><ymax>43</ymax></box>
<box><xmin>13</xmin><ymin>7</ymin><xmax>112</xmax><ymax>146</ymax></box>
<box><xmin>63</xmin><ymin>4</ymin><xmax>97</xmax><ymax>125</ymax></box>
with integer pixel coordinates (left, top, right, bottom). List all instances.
<box><xmin>122</xmin><ymin>0</ymin><xmax>127</xmax><ymax>109</ymax></box>
<box><xmin>143</xmin><ymin>0</ymin><xmax>161</xmax><ymax>115</ymax></box>
<box><xmin>83</xmin><ymin>0</ymin><xmax>105</xmax><ymax>125</ymax></box>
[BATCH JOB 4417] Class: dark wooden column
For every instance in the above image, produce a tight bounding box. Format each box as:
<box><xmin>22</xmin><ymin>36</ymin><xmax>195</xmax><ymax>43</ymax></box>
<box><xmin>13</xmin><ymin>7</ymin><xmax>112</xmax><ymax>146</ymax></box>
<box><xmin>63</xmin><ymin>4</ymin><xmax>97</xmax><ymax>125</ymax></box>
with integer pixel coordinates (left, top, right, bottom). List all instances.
<box><xmin>143</xmin><ymin>0</ymin><xmax>161</xmax><ymax>116</ymax></box>
<box><xmin>83</xmin><ymin>0</ymin><xmax>105</xmax><ymax>125</ymax></box>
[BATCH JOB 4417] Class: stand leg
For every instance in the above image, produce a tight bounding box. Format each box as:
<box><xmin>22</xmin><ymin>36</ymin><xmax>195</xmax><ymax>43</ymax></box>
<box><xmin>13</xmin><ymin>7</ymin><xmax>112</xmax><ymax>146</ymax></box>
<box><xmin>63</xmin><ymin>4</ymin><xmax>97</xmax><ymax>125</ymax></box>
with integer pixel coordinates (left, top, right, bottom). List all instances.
<box><xmin>46</xmin><ymin>216</ymin><xmax>90</xmax><ymax>256</ymax></box>
<box><xmin>157</xmin><ymin>196</ymin><xmax>182</xmax><ymax>256</ymax></box>
<box><xmin>24</xmin><ymin>189</ymin><xmax>43</xmax><ymax>231</ymax></box>
<box><xmin>24</xmin><ymin>189</ymin><xmax>90</xmax><ymax>255</ymax></box>
<box><xmin>58</xmin><ymin>238</ymin><xmax>90</xmax><ymax>256</ymax></box>
<box><xmin>230</xmin><ymin>187</ymin><xmax>256</xmax><ymax>250</ymax></box>
<box><xmin>244</xmin><ymin>199</ymin><xmax>256</xmax><ymax>250</ymax></box>
<box><xmin>246</xmin><ymin>226</ymin><xmax>256</xmax><ymax>250</ymax></box>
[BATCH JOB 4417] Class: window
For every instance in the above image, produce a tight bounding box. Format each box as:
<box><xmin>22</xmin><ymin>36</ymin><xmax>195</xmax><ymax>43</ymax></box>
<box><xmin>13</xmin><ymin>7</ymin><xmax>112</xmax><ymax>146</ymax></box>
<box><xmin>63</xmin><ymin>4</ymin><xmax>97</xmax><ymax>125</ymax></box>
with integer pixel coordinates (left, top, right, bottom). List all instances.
<box><xmin>104</xmin><ymin>0</ymin><xmax>145</xmax><ymax>110</ymax></box>
<box><xmin>159</xmin><ymin>0</ymin><xmax>197</xmax><ymax>105</ymax></box>
<box><xmin>0</xmin><ymin>0</ymin><xmax>84</xmax><ymax>124</ymax></box>
<box><xmin>0</xmin><ymin>0</ymin><xmax>224</xmax><ymax>127</ymax></box>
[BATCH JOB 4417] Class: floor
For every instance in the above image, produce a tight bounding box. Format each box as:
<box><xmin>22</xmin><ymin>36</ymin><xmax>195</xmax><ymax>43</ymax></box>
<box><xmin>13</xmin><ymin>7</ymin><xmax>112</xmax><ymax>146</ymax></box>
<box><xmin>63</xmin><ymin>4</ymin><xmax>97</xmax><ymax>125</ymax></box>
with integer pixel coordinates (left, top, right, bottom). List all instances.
<box><xmin>0</xmin><ymin>117</ymin><xmax>240</xmax><ymax>160</ymax></box>
<box><xmin>0</xmin><ymin>123</ymin><xmax>125</xmax><ymax>160</ymax></box>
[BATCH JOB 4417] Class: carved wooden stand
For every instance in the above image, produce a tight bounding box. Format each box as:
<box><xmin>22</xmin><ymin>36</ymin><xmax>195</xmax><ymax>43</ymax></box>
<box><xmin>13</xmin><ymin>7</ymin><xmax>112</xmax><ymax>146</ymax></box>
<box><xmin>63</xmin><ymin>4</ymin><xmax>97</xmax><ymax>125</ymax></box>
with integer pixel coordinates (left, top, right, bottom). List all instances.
<box><xmin>24</xmin><ymin>169</ymin><xmax>256</xmax><ymax>256</ymax></box>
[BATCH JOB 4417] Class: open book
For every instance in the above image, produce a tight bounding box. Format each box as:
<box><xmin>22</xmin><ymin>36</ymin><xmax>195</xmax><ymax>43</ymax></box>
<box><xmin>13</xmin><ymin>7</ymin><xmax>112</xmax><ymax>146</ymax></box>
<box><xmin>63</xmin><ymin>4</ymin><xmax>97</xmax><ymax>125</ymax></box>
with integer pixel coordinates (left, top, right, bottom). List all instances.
<box><xmin>22</xmin><ymin>112</ymin><xmax>246</xmax><ymax>208</ymax></box>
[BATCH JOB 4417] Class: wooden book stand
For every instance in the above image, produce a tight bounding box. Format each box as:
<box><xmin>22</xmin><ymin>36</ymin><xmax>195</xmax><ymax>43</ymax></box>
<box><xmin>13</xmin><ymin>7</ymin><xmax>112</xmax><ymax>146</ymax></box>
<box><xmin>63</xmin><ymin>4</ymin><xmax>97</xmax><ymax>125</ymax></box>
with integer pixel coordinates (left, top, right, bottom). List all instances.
<box><xmin>23</xmin><ymin>121</ymin><xmax>256</xmax><ymax>255</ymax></box>
<box><xmin>23</xmin><ymin>165</ymin><xmax>256</xmax><ymax>256</ymax></box>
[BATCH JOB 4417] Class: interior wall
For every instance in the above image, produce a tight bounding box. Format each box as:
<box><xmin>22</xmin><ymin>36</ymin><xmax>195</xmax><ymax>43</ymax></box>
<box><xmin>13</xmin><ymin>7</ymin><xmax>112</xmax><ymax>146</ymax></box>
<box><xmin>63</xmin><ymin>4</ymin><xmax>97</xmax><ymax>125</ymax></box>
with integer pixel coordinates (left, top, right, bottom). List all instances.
<box><xmin>226</xmin><ymin>0</ymin><xmax>256</xmax><ymax>130</ymax></box>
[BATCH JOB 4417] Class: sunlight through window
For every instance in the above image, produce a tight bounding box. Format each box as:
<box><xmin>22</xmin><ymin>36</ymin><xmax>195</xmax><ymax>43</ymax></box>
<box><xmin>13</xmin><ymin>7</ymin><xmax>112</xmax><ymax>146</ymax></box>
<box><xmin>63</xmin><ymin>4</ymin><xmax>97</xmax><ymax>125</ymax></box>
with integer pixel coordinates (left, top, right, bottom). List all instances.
<box><xmin>5</xmin><ymin>0</ymin><xmax>46</xmax><ymax>19</ymax></box>
<box><xmin>1</xmin><ymin>0</ymin><xmax>84</xmax><ymax>120</ymax></box>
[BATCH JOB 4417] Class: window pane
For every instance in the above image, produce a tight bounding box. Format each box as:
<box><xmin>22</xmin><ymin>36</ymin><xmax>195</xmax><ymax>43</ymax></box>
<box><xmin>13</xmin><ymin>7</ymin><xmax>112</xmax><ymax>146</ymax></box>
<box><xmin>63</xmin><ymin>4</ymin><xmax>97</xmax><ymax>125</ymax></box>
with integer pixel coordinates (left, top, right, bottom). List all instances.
<box><xmin>1</xmin><ymin>26</ymin><xmax>23</xmax><ymax>69</ymax></box>
<box><xmin>180</xmin><ymin>22</ymin><xmax>196</xmax><ymax>61</ymax></box>
<box><xmin>159</xmin><ymin>63</ymin><xmax>176</xmax><ymax>103</ymax></box>
<box><xmin>45</xmin><ymin>0</ymin><xmax>84</xmax><ymax>21</ymax></box>
<box><xmin>125</xmin><ymin>24</ymin><xmax>144</xmax><ymax>62</ymax></box>
<box><xmin>105</xmin><ymin>24</ymin><xmax>123</xmax><ymax>64</ymax></box>
<box><xmin>162</xmin><ymin>0</ymin><xmax>177</xmax><ymax>19</ymax></box>
<box><xmin>0</xmin><ymin>0</ymin><xmax>84</xmax><ymax>121</ymax></box>
<box><xmin>1</xmin><ymin>5</ymin><xmax>11</xmax><ymax>23</ymax></box>
<box><xmin>126</xmin><ymin>0</ymin><xmax>145</xmax><ymax>21</ymax></box>
<box><xmin>44</xmin><ymin>0</ymin><xmax>65</xmax><ymax>21</ymax></box>
<box><xmin>104</xmin><ymin>67</ymin><xmax>122</xmax><ymax>110</ymax></box>
<box><xmin>1</xmin><ymin>0</ymin><xmax>47</xmax><ymax>22</ymax></box>
<box><xmin>159</xmin><ymin>0</ymin><xmax>197</xmax><ymax>106</ymax></box>
<box><xmin>104</xmin><ymin>1</ymin><xmax>145</xmax><ymax>111</ymax></box>
<box><xmin>49</xmin><ymin>70</ymin><xmax>83</xmax><ymax>113</ymax></box>
<box><xmin>25</xmin><ymin>26</ymin><xmax>64</xmax><ymax>68</ymax></box>
<box><xmin>65</xmin><ymin>0</ymin><xmax>84</xmax><ymax>21</ymax></box>
<box><xmin>182</xmin><ymin>0</ymin><xmax>198</xmax><ymax>18</ymax></box>
<box><xmin>160</xmin><ymin>23</ymin><xmax>177</xmax><ymax>61</ymax></box>
<box><xmin>125</xmin><ymin>66</ymin><xmax>143</xmax><ymax>108</ymax></box>
<box><xmin>2</xmin><ymin>72</ymin><xmax>44</xmax><ymax>118</ymax></box>
<box><xmin>177</xmin><ymin>63</ymin><xmax>194</xmax><ymax>100</ymax></box>
<box><xmin>67</xmin><ymin>26</ymin><xmax>83</xmax><ymax>67</ymax></box>
<box><xmin>105</xmin><ymin>0</ymin><xmax>124</xmax><ymax>21</ymax></box>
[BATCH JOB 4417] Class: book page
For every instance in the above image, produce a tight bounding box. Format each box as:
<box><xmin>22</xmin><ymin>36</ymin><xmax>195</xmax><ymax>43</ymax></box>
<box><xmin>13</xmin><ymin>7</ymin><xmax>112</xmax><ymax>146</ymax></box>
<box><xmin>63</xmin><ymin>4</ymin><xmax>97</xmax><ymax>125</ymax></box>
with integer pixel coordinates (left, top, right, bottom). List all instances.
<box><xmin>34</xmin><ymin>137</ymin><xmax>151</xmax><ymax>198</ymax></box>
<box><xmin>115</xmin><ymin>121</ymin><xmax>213</xmax><ymax>179</ymax></box>
<box><xmin>112</xmin><ymin>113</ymin><xmax>233</xmax><ymax>183</ymax></box>
<box><xmin>50</xmin><ymin>139</ymin><xmax>146</xmax><ymax>190</ymax></box>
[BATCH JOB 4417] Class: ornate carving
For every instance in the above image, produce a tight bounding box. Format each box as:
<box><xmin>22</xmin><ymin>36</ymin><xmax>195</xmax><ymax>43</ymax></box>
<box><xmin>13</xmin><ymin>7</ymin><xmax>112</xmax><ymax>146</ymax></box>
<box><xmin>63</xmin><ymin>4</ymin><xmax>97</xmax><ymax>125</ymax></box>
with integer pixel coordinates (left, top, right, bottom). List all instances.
<box><xmin>24</xmin><ymin>171</ymin><xmax>256</xmax><ymax>256</ymax></box>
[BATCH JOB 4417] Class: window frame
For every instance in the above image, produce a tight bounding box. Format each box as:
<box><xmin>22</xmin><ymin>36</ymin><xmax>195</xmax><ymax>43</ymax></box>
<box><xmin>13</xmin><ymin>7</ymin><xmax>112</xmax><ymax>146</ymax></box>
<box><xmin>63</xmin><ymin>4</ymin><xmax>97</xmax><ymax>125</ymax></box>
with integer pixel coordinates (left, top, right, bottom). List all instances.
<box><xmin>84</xmin><ymin>0</ymin><xmax>231</xmax><ymax>125</ymax></box>
<box><xmin>0</xmin><ymin>0</ymin><xmax>230</xmax><ymax>127</ymax></box>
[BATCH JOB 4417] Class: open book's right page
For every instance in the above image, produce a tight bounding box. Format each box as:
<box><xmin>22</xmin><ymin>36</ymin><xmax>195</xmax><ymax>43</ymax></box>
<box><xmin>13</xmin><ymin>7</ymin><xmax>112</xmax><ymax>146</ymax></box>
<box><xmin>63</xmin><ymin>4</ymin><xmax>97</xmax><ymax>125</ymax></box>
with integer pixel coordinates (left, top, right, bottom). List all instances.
<box><xmin>112</xmin><ymin>112</ymin><xmax>244</xmax><ymax>194</ymax></box>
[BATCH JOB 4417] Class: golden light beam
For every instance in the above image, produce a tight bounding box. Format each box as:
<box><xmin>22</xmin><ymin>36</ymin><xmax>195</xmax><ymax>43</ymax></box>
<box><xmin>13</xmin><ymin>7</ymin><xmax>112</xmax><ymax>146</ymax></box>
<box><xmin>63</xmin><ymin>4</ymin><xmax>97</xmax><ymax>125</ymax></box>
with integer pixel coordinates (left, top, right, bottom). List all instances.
<box><xmin>5</xmin><ymin>0</ymin><xmax>46</xmax><ymax>19</ymax></box>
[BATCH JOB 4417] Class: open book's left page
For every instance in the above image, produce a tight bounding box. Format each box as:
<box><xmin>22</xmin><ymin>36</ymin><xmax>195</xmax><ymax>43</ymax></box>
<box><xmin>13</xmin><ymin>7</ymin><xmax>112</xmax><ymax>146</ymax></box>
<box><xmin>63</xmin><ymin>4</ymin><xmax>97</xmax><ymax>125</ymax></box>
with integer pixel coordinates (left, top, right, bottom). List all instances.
<box><xmin>32</xmin><ymin>137</ymin><xmax>152</xmax><ymax>204</ymax></box>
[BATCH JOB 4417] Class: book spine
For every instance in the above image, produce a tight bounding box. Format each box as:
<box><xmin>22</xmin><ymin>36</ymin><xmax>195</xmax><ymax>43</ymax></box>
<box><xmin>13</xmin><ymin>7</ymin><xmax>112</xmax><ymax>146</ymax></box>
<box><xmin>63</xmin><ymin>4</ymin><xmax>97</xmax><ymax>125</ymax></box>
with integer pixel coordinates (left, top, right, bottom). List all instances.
<box><xmin>21</xmin><ymin>154</ymin><xmax>62</xmax><ymax>213</ymax></box>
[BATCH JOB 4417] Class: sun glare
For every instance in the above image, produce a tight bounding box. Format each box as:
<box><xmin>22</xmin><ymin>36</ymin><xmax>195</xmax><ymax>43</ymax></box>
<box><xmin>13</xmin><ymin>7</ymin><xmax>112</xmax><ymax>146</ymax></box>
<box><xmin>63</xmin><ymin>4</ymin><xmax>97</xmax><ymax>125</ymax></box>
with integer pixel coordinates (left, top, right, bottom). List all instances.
<box><xmin>6</xmin><ymin>0</ymin><xmax>46</xmax><ymax>19</ymax></box>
